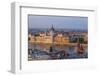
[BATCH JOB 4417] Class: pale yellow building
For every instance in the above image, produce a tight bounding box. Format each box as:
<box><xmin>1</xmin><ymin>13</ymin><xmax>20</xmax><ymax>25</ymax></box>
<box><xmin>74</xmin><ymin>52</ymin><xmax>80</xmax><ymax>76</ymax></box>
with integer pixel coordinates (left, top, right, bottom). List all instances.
<box><xmin>28</xmin><ymin>26</ymin><xmax>70</xmax><ymax>45</ymax></box>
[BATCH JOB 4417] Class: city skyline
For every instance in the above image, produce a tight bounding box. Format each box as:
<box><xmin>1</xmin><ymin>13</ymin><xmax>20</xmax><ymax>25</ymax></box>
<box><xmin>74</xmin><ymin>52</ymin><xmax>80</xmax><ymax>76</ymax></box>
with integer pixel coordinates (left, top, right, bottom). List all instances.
<box><xmin>28</xmin><ymin>15</ymin><xmax>88</xmax><ymax>30</ymax></box>
<box><xmin>28</xmin><ymin>15</ymin><xmax>88</xmax><ymax>60</ymax></box>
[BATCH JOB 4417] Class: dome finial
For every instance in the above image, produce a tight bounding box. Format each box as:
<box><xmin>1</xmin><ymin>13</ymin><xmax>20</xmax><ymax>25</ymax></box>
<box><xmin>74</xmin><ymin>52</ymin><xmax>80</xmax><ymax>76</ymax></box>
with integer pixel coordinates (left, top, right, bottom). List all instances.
<box><xmin>51</xmin><ymin>24</ymin><xmax>54</xmax><ymax>31</ymax></box>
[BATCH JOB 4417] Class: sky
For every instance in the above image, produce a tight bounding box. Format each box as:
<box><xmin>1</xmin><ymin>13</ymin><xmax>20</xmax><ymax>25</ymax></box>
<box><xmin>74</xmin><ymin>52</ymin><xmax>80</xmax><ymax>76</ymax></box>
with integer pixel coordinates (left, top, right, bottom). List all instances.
<box><xmin>28</xmin><ymin>15</ymin><xmax>88</xmax><ymax>30</ymax></box>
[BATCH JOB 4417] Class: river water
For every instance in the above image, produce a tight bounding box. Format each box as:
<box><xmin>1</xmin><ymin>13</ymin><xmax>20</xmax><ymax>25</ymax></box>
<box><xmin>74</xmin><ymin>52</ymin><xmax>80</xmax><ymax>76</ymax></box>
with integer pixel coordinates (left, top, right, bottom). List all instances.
<box><xmin>28</xmin><ymin>43</ymin><xmax>88</xmax><ymax>60</ymax></box>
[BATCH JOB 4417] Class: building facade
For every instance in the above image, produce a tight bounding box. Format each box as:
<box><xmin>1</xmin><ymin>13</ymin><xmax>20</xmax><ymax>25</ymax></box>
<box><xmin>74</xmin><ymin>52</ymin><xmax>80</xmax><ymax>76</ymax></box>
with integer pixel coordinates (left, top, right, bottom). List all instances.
<box><xmin>28</xmin><ymin>26</ymin><xmax>69</xmax><ymax>45</ymax></box>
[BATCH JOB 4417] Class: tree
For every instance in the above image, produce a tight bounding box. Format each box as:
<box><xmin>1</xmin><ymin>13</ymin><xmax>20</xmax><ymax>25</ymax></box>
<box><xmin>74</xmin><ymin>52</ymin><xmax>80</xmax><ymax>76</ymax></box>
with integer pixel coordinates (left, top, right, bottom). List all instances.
<box><xmin>79</xmin><ymin>38</ymin><xmax>84</xmax><ymax>43</ymax></box>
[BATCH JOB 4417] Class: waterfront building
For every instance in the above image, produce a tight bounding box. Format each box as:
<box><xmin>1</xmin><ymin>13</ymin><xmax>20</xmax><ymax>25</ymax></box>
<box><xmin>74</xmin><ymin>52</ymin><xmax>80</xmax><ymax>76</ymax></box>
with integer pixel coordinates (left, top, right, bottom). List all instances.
<box><xmin>28</xmin><ymin>25</ymin><xmax>70</xmax><ymax>45</ymax></box>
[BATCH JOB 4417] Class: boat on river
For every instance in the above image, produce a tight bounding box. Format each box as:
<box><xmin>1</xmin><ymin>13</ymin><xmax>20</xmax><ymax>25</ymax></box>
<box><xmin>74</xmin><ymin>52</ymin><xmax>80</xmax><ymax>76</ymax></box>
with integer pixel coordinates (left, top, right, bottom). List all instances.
<box><xmin>77</xmin><ymin>43</ymin><xmax>85</xmax><ymax>54</ymax></box>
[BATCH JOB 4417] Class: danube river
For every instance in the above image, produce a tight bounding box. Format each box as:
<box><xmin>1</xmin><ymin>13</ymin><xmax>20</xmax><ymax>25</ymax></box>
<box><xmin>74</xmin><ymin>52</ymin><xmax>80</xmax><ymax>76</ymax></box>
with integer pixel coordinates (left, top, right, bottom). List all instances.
<box><xmin>28</xmin><ymin>43</ymin><xmax>88</xmax><ymax>60</ymax></box>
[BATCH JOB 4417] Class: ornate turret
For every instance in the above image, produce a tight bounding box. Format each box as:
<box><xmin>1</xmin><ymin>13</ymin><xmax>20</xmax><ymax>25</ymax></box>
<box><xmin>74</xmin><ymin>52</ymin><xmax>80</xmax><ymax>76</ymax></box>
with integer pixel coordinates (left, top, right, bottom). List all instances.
<box><xmin>50</xmin><ymin>25</ymin><xmax>55</xmax><ymax>31</ymax></box>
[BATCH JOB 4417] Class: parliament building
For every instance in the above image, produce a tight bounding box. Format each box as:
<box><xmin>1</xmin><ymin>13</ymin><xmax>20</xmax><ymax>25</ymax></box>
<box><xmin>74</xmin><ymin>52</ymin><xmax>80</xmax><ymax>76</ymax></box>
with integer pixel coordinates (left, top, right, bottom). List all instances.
<box><xmin>28</xmin><ymin>26</ymin><xmax>69</xmax><ymax>45</ymax></box>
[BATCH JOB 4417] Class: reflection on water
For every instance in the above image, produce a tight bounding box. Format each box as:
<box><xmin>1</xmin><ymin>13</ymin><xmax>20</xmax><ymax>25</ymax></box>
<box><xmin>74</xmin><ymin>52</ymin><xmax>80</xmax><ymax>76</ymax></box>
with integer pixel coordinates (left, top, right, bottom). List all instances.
<box><xmin>28</xmin><ymin>43</ymin><xmax>88</xmax><ymax>60</ymax></box>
